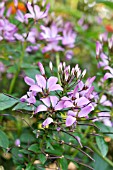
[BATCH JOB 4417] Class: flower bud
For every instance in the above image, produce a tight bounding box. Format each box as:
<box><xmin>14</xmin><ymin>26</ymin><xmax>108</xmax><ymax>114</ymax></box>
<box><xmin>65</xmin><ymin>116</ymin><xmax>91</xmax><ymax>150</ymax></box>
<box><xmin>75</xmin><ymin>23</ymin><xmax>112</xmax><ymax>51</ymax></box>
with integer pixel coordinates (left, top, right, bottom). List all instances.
<box><xmin>49</xmin><ymin>61</ymin><xmax>53</xmax><ymax>71</ymax></box>
<box><xmin>38</xmin><ymin>62</ymin><xmax>45</xmax><ymax>75</ymax></box>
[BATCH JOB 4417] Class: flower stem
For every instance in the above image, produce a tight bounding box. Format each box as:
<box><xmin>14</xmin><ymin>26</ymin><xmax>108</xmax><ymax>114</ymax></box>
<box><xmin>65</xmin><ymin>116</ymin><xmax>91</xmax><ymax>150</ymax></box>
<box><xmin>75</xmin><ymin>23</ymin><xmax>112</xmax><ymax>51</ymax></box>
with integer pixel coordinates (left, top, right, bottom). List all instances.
<box><xmin>56</xmin><ymin>53</ymin><xmax>61</xmax><ymax>85</ymax></box>
<box><xmin>9</xmin><ymin>43</ymin><xmax>26</xmax><ymax>94</ymax></box>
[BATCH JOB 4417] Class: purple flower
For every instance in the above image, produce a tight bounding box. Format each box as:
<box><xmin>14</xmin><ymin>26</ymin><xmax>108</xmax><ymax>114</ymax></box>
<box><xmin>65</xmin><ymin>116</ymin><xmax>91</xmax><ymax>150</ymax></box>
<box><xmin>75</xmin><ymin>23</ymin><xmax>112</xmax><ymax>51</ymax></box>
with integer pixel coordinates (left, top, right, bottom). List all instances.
<box><xmin>15</xmin><ymin>10</ymin><xmax>27</xmax><ymax>23</ymax></box>
<box><xmin>26</xmin><ymin>45</ymin><xmax>40</xmax><ymax>53</ymax></box>
<box><xmin>97</xmin><ymin>53</ymin><xmax>109</xmax><ymax>68</ymax></box>
<box><xmin>66</xmin><ymin>111</ymin><xmax>77</xmax><ymax>127</ymax></box>
<box><xmin>42</xmin><ymin>117</ymin><xmax>53</xmax><ymax>127</ymax></box>
<box><xmin>65</xmin><ymin>50</ymin><xmax>73</xmax><ymax>60</ymax></box>
<box><xmin>15</xmin><ymin>139</ymin><xmax>20</xmax><ymax>146</ymax></box>
<box><xmin>20</xmin><ymin>91</ymin><xmax>36</xmax><ymax>104</ymax></box>
<box><xmin>40</xmin><ymin>24</ymin><xmax>62</xmax><ymax>42</ymax></box>
<box><xmin>38</xmin><ymin>62</ymin><xmax>45</xmax><ymax>75</ymax></box>
<box><xmin>25</xmin><ymin>3</ymin><xmax>50</xmax><ymax>22</ymax></box>
<box><xmin>35</xmin><ymin>96</ymin><xmax>64</xmax><ymax>114</ymax></box>
<box><xmin>0</xmin><ymin>19</ymin><xmax>17</xmax><ymax>41</ymax></box>
<box><xmin>96</xmin><ymin>41</ymin><xmax>102</xmax><ymax>56</ymax></box>
<box><xmin>108</xmin><ymin>36</ymin><xmax>113</xmax><ymax>49</ymax></box>
<box><xmin>62</xmin><ymin>24</ymin><xmax>76</xmax><ymax>48</ymax></box>
<box><xmin>100</xmin><ymin>95</ymin><xmax>112</xmax><ymax>107</ymax></box>
<box><xmin>0</xmin><ymin>62</ymin><xmax>5</xmax><ymax>73</ymax></box>
<box><xmin>99</xmin><ymin>32</ymin><xmax>108</xmax><ymax>42</ymax></box>
<box><xmin>98</xmin><ymin>112</ymin><xmax>112</xmax><ymax>127</ymax></box>
<box><xmin>42</xmin><ymin>42</ymin><xmax>64</xmax><ymax>53</ymax></box>
<box><xmin>14</xmin><ymin>0</ymin><xmax>18</xmax><ymax>7</ymax></box>
<box><xmin>104</xmin><ymin>66</ymin><xmax>113</xmax><ymax>80</ymax></box>
<box><xmin>0</xmin><ymin>7</ymin><xmax>5</xmax><ymax>18</ymax></box>
<box><xmin>30</xmin><ymin>75</ymin><xmax>63</xmax><ymax>94</ymax></box>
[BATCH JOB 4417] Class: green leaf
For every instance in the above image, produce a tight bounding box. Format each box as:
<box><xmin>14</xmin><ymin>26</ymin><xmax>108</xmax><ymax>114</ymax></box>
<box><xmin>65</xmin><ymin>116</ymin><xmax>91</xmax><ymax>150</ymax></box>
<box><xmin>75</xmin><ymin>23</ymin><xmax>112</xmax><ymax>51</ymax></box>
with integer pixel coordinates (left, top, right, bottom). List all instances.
<box><xmin>25</xmin><ymin>163</ymin><xmax>35</xmax><ymax>170</ymax></box>
<box><xmin>96</xmin><ymin>0</ymin><xmax>113</xmax><ymax>9</ymax></box>
<box><xmin>46</xmin><ymin>140</ymin><xmax>54</xmax><ymax>150</ymax></box>
<box><xmin>0</xmin><ymin>130</ymin><xmax>9</xmax><ymax>149</ymax></box>
<box><xmin>93</xmin><ymin>153</ymin><xmax>112</xmax><ymax>170</ymax></box>
<box><xmin>0</xmin><ymin>93</ymin><xmax>18</xmax><ymax>111</ymax></box>
<box><xmin>45</xmin><ymin>148</ymin><xmax>62</xmax><ymax>156</ymax></box>
<box><xmin>11</xmin><ymin>147</ymin><xmax>24</xmax><ymax>165</ymax></box>
<box><xmin>21</xmin><ymin>63</ymin><xmax>37</xmax><ymax>69</ymax></box>
<box><xmin>7</xmin><ymin>65</ymin><xmax>18</xmax><ymax>74</ymax></box>
<box><xmin>95</xmin><ymin>122</ymin><xmax>113</xmax><ymax>139</ymax></box>
<box><xmin>96</xmin><ymin>136</ymin><xmax>108</xmax><ymax>157</ymax></box>
<box><xmin>28</xmin><ymin>144</ymin><xmax>39</xmax><ymax>153</ymax></box>
<box><xmin>60</xmin><ymin>158</ymin><xmax>68</xmax><ymax>170</ymax></box>
<box><xmin>20</xmin><ymin>133</ymin><xmax>35</xmax><ymax>143</ymax></box>
<box><xmin>13</xmin><ymin>102</ymin><xmax>34</xmax><ymax>111</ymax></box>
<box><xmin>39</xmin><ymin>154</ymin><xmax>47</xmax><ymax>164</ymax></box>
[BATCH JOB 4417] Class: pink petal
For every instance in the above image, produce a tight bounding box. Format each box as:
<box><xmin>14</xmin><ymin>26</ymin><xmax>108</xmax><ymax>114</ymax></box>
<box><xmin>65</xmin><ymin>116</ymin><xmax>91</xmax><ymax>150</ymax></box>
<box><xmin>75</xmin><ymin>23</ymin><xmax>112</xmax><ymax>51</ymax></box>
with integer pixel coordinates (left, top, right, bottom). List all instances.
<box><xmin>85</xmin><ymin>86</ymin><xmax>94</xmax><ymax>99</ymax></box>
<box><xmin>78</xmin><ymin>80</ymin><xmax>84</xmax><ymax>90</ymax></box>
<box><xmin>42</xmin><ymin>117</ymin><xmax>53</xmax><ymax>127</ymax></box>
<box><xmin>78</xmin><ymin>105</ymin><xmax>93</xmax><ymax>117</ymax></box>
<box><xmin>76</xmin><ymin>97</ymin><xmax>90</xmax><ymax>107</ymax></box>
<box><xmin>104</xmin><ymin>66</ymin><xmax>113</xmax><ymax>74</ymax></box>
<box><xmin>75</xmin><ymin>136</ymin><xmax>83</xmax><ymax>147</ymax></box>
<box><xmin>25</xmin><ymin>13</ymin><xmax>34</xmax><ymax>19</ymax></box>
<box><xmin>66</xmin><ymin>116</ymin><xmax>76</xmax><ymax>127</ymax></box>
<box><xmin>49</xmin><ymin>84</ymin><xmax>63</xmax><ymax>92</ymax></box>
<box><xmin>68</xmin><ymin>110</ymin><xmax>77</xmax><ymax>117</ymax></box>
<box><xmin>35</xmin><ymin>74</ymin><xmax>46</xmax><ymax>89</ymax></box>
<box><xmin>47</xmin><ymin>76</ymin><xmax>58</xmax><ymax>89</ymax></box>
<box><xmin>40</xmin><ymin>97</ymin><xmax>50</xmax><ymax>107</ymax></box>
<box><xmin>54</xmin><ymin>101</ymin><xmax>64</xmax><ymax>110</ymax></box>
<box><xmin>27</xmin><ymin>3</ymin><xmax>35</xmax><ymax>18</ymax></box>
<box><xmin>29</xmin><ymin>85</ymin><xmax>42</xmax><ymax>92</ymax></box>
<box><xmin>27</xmin><ymin>96</ymin><xmax>36</xmax><ymax>104</ymax></box>
<box><xmin>73</xmin><ymin>85</ymin><xmax>79</xmax><ymax>97</ymax></box>
<box><xmin>61</xmin><ymin>96</ymin><xmax>70</xmax><ymax>101</ymax></box>
<box><xmin>35</xmin><ymin>104</ymin><xmax>47</xmax><ymax>113</ymax></box>
<box><xmin>50</xmin><ymin>96</ymin><xmax>59</xmax><ymax>107</ymax></box>
<box><xmin>24</xmin><ymin>76</ymin><xmax>35</xmax><ymax>86</ymax></box>
<box><xmin>64</xmin><ymin>101</ymin><xmax>74</xmax><ymax>108</ymax></box>
<box><xmin>38</xmin><ymin>62</ymin><xmax>45</xmax><ymax>75</ymax></box>
<box><xmin>20</xmin><ymin>95</ymin><xmax>27</xmax><ymax>102</ymax></box>
<box><xmin>104</xmin><ymin>73</ymin><xmax>113</xmax><ymax>80</ymax></box>
<box><xmin>34</xmin><ymin>5</ymin><xmax>40</xmax><ymax>19</ymax></box>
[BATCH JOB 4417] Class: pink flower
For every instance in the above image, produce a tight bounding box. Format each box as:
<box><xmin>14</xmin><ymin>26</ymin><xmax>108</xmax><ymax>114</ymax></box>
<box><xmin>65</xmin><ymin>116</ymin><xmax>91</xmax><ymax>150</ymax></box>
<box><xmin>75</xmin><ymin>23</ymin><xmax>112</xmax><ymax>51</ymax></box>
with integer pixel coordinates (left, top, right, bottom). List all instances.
<box><xmin>35</xmin><ymin>96</ymin><xmax>64</xmax><ymax>114</ymax></box>
<box><xmin>15</xmin><ymin>10</ymin><xmax>27</xmax><ymax>23</ymax></box>
<box><xmin>104</xmin><ymin>66</ymin><xmax>113</xmax><ymax>80</ymax></box>
<box><xmin>40</xmin><ymin>24</ymin><xmax>62</xmax><ymax>42</ymax></box>
<box><xmin>25</xmin><ymin>3</ymin><xmax>50</xmax><ymax>22</ymax></box>
<box><xmin>30</xmin><ymin>75</ymin><xmax>63</xmax><ymax>94</ymax></box>
<box><xmin>42</xmin><ymin>117</ymin><xmax>53</xmax><ymax>127</ymax></box>
<box><xmin>96</xmin><ymin>41</ymin><xmax>102</xmax><ymax>56</ymax></box>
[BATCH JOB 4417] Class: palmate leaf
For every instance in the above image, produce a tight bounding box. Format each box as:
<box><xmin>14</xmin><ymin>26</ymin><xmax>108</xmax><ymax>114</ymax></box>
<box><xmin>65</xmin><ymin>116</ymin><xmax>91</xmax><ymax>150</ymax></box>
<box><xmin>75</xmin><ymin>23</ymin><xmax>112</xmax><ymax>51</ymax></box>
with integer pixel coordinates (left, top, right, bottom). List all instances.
<box><xmin>0</xmin><ymin>93</ymin><xmax>18</xmax><ymax>111</ymax></box>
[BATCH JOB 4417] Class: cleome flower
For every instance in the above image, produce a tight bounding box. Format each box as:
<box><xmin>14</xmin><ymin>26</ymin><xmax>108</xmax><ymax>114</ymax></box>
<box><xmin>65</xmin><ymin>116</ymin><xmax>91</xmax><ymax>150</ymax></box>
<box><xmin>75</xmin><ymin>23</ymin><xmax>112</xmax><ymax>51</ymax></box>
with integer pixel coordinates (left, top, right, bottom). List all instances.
<box><xmin>35</xmin><ymin>96</ymin><xmax>64</xmax><ymax>127</ymax></box>
<box><xmin>25</xmin><ymin>2</ymin><xmax>50</xmax><ymax>22</ymax></box>
<box><xmin>29</xmin><ymin>75</ymin><xmax>63</xmax><ymax>96</ymax></box>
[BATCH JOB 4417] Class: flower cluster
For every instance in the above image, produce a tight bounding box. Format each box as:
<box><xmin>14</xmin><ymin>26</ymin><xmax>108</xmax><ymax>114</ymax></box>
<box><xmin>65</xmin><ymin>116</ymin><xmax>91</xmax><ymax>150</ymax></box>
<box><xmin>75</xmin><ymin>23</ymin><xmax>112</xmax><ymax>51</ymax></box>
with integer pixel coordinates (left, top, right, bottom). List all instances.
<box><xmin>20</xmin><ymin>62</ymin><xmax>96</xmax><ymax>128</ymax></box>
<box><xmin>39</xmin><ymin>21</ymin><xmax>77</xmax><ymax>60</ymax></box>
<box><xmin>0</xmin><ymin>0</ymin><xmax>77</xmax><ymax>60</ymax></box>
<box><xmin>95</xmin><ymin>34</ymin><xmax>113</xmax><ymax>126</ymax></box>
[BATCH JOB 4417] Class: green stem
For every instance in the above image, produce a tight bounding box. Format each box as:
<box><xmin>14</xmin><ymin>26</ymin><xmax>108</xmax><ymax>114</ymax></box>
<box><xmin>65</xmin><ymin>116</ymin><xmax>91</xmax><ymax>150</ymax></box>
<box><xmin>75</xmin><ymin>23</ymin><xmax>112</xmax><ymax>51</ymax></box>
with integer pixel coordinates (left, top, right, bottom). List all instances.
<box><xmin>9</xmin><ymin>42</ymin><xmax>26</xmax><ymax>94</ymax></box>
<box><xmin>89</xmin><ymin>142</ymin><xmax>113</xmax><ymax>167</ymax></box>
<box><xmin>56</xmin><ymin>53</ymin><xmax>61</xmax><ymax>85</ymax></box>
